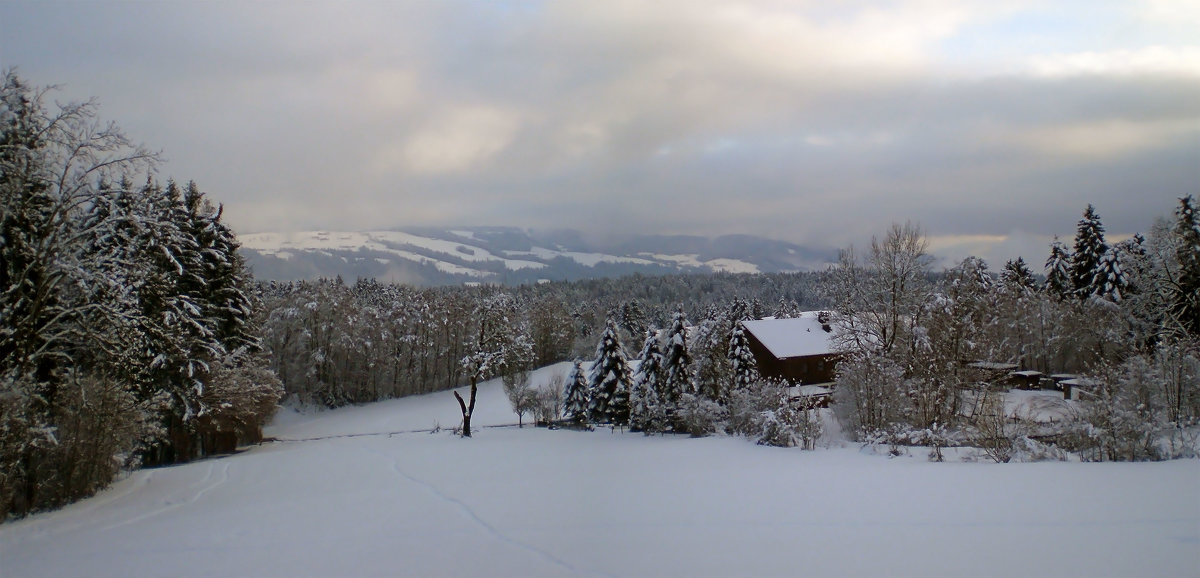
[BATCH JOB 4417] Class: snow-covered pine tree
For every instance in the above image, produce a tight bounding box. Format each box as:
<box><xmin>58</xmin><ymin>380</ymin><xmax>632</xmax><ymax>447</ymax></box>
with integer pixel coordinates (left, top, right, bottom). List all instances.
<box><xmin>1172</xmin><ymin>195</ymin><xmax>1200</xmax><ymax>337</ymax></box>
<box><xmin>1044</xmin><ymin>238</ymin><xmax>1072</xmax><ymax>300</ymax></box>
<box><xmin>1092</xmin><ymin>248</ymin><xmax>1128</xmax><ymax>303</ymax></box>
<box><xmin>620</xmin><ymin>299</ymin><xmax>648</xmax><ymax>338</ymax></box>
<box><xmin>773</xmin><ymin>298</ymin><xmax>801</xmax><ymax>319</ymax></box>
<box><xmin>588</xmin><ymin>319</ymin><xmax>633</xmax><ymax>424</ymax></box>
<box><xmin>562</xmin><ymin>359</ymin><xmax>590</xmax><ymax>425</ymax></box>
<box><xmin>661</xmin><ymin>306</ymin><xmax>693</xmax><ymax>408</ymax></box>
<box><xmin>692</xmin><ymin>316</ymin><xmax>730</xmax><ymax>403</ymax></box>
<box><xmin>631</xmin><ymin>330</ymin><xmax>666</xmax><ymax>432</ymax></box>
<box><xmin>1071</xmin><ymin>204</ymin><xmax>1109</xmax><ymax>300</ymax></box>
<box><xmin>180</xmin><ymin>181</ymin><xmax>258</xmax><ymax>355</ymax></box>
<box><xmin>1001</xmin><ymin>257</ymin><xmax>1036</xmax><ymax>292</ymax></box>
<box><xmin>728</xmin><ymin>323</ymin><xmax>758</xmax><ymax>394</ymax></box>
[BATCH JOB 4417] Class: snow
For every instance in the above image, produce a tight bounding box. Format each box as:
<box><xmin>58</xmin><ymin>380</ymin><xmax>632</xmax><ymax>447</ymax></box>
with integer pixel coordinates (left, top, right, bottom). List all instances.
<box><xmin>240</xmin><ymin>230</ymin><xmax>797</xmax><ymax>276</ymax></box>
<box><xmin>1005</xmin><ymin>389</ymin><xmax>1076</xmax><ymax>422</ymax></box>
<box><xmin>2</xmin><ymin>369</ymin><xmax>1197</xmax><ymax>578</ymax></box>
<box><xmin>704</xmin><ymin>257</ymin><xmax>760</xmax><ymax>274</ymax></box>
<box><xmin>510</xmin><ymin>246</ymin><xmax>658</xmax><ymax>267</ymax></box>
<box><xmin>238</xmin><ymin>231</ymin><xmax>546</xmax><ymax>274</ymax></box>
<box><xmin>742</xmin><ymin>312</ymin><xmax>838</xmax><ymax>359</ymax></box>
<box><xmin>639</xmin><ymin>253</ymin><xmax>762</xmax><ymax>274</ymax></box>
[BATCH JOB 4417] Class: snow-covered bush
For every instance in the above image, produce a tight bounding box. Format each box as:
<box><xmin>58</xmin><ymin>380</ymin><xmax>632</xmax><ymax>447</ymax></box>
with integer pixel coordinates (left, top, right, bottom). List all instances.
<box><xmin>833</xmin><ymin>353</ymin><xmax>910</xmax><ymax>441</ymax></box>
<box><xmin>502</xmin><ymin>370</ymin><xmax>539</xmax><ymax>428</ymax></box>
<box><xmin>532</xmin><ymin>374</ymin><xmax>564</xmax><ymax>426</ymax></box>
<box><xmin>198</xmin><ymin>355</ymin><xmax>283</xmax><ymax>447</ymax></box>
<box><xmin>967</xmin><ymin>394</ymin><xmax>1027</xmax><ymax>463</ymax></box>
<box><xmin>753</xmin><ymin>386</ymin><xmax>823</xmax><ymax>449</ymax></box>
<box><xmin>676</xmin><ymin>393</ymin><xmax>725</xmax><ymax>437</ymax></box>
<box><xmin>726</xmin><ymin>380</ymin><xmax>775</xmax><ymax>437</ymax></box>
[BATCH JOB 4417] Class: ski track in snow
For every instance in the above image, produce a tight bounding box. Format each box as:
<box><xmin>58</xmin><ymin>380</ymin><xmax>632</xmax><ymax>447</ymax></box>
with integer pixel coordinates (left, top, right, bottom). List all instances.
<box><xmin>100</xmin><ymin>461</ymin><xmax>231</xmax><ymax>532</ymax></box>
<box><xmin>362</xmin><ymin>447</ymin><xmax>608</xmax><ymax>578</ymax></box>
<box><xmin>6</xmin><ymin>471</ymin><xmax>158</xmax><ymax>541</ymax></box>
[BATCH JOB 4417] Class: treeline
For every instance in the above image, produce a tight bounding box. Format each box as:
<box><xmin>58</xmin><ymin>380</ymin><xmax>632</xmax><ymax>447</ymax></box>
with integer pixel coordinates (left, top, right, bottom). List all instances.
<box><xmin>256</xmin><ymin>271</ymin><xmax>827</xmax><ymax>406</ymax></box>
<box><xmin>1</xmin><ymin>72</ymin><xmax>280</xmax><ymax>518</ymax></box>
<box><xmin>829</xmin><ymin>201</ymin><xmax>1200</xmax><ymax>461</ymax></box>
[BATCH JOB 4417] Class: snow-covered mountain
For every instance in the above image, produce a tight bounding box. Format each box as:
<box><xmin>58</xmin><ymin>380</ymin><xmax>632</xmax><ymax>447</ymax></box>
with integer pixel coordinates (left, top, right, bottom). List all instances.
<box><xmin>238</xmin><ymin>227</ymin><xmax>837</xmax><ymax>285</ymax></box>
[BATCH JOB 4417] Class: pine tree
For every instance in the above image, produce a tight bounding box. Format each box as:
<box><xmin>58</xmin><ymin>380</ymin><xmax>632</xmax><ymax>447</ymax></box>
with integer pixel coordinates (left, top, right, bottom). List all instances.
<box><xmin>180</xmin><ymin>181</ymin><xmax>258</xmax><ymax>355</ymax></box>
<box><xmin>620</xmin><ymin>299</ymin><xmax>648</xmax><ymax>338</ymax></box>
<box><xmin>1044</xmin><ymin>238</ymin><xmax>1072</xmax><ymax>300</ymax></box>
<box><xmin>1071</xmin><ymin>204</ymin><xmax>1109</xmax><ymax>300</ymax></box>
<box><xmin>631</xmin><ymin>330</ymin><xmax>666</xmax><ymax>432</ymax></box>
<box><xmin>1092</xmin><ymin>248</ymin><xmax>1128</xmax><ymax>303</ymax></box>
<box><xmin>588</xmin><ymin>319</ymin><xmax>633</xmax><ymax>424</ymax></box>
<box><xmin>1172</xmin><ymin>195</ymin><xmax>1200</xmax><ymax>337</ymax></box>
<box><xmin>1001</xmin><ymin>257</ymin><xmax>1036</xmax><ymax>292</ymax></box>
<box><xmin>661</xmin><ymin>306</ymin><xmax>693</xmax><ymax>406</ymax></box>
<box><xmin>563</xmin><ymin>359</ymin><xmax>590</xmax><ymax>425</ymax></box>
<box><xmin>728</xmin><ymin>323</ymin><xmax>758</xmax><ymax>393</ymax></box>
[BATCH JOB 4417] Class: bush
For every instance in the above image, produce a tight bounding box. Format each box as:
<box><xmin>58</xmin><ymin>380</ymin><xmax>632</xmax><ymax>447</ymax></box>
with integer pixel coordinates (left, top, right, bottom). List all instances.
<box><xmin>676</xmin><ymin>394</ymin><xmax>725</xmax><ymax>437</ymax></box>
<box><xmin>532</xmin><ymin>374</ymin><xmax>564</xmax><ymax>426</ymax></box>
<box><xmin>726</xmin><ymin>380</ymin><xmax>775</xmax><ymax>437</ymax></box>
<box><xmin>756</xmin><ymin>388</ymin><xmax>823</xmax><ymax>449</ymax></box>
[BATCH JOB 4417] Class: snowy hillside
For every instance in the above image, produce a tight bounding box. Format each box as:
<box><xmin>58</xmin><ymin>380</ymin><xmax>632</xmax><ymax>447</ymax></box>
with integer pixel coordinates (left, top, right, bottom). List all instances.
<box><xmin>238</xmin><ymin>228</ymin><xmax>836</xmax><ymax>285</ymax></box>
<box><xmin>2</xmin><ymin>367</ymin><xmax>1197</xmax><ymax>578</ymax></box>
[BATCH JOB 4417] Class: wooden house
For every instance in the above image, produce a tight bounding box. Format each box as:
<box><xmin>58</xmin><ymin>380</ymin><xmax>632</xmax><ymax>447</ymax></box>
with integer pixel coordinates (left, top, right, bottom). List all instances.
<box><xmin>741</xmin><ymin>312</ymin><xmax>842</xmax><ymax>386</ymax></box>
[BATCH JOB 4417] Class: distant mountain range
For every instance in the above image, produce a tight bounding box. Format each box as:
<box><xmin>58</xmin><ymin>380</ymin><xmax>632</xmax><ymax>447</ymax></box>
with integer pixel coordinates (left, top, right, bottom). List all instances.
<box><xmin>237</xmin><ymin>227</ymin><xmax>838</xmax><ymax>286</ymax></box>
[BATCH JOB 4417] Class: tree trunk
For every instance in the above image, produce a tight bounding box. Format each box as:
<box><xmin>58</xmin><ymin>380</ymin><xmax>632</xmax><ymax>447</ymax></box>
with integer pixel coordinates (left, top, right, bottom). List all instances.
<box><xmin>454</xmin><ymin>378</ymin><xmax>478</xmax><ymax>437</ymax></box>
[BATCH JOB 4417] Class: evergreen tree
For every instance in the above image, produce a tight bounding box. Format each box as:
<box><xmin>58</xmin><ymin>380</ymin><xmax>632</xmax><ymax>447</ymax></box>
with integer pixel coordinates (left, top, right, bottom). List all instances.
<box><xmin>1092</xmin><ymin>248</ymin><xmax>1128</xmax><ymax>303</ymax></box>
<box><xmin>620</xmin><ymin>299</ymin><xmax>648</xmax><ymax>338</ymax></box>
<box><xmin>661</xmin><ymin>306</ymin><xmax>693</xmax><ymax>406</ymax></box>
<box><xmin>1044</xmin><ymin>238</ymin><xmax>1072</xmax><ymax>300</ymax></box>
<box><xmin>1071</xmin><ymin>204</ymin><xmax>1109</xmax><ymax>300</ymax></box>
<box><xmin>588</xmin><ymin>319</ymin><xmax>633</xmax><ymax>424</ymax></box>
<box><xmin>563</xmin><ymin>359</ymin><xmax>590</xmax><ymax>425</ymax></box>
<box><xmin>630</xmin><ymin>330</ymin><xmax>666</xmax><ymax>432</ymax></box>
<box><xmin>773</xmin><ymin>298</ymin><xmax>801</xmax><ymax>319</ymax></box>
<box><xmin>728</xmin><ymin>323</ymin><xmax>758</xmax><ymax>393</ymax></box>
<box><xmin>180</xmin><ymin>181</ymin><xmax>258</xmax><ymax>355</ymax></box>
<box><xmin>1001</xmin><ymin>257</ymin><xmax>1036</xmax><ymax>292</ymax></box>
<box><xmin>1172</xmin><ymin>195</ymin><xmax>1200</xmax><ymax>337</ymax></box>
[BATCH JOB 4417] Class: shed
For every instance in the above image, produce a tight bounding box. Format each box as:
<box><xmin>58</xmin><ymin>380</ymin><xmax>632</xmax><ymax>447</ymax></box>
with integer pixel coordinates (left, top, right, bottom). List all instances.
<box><xmin>741</xmin><ymin>312</ymin><xmax>842</xmax><ymax>385</ymax></box>
<box><xmin>1008</xmin><ymin>370</ymin><xmax>1045</xmax><ymax>390</ymax></box>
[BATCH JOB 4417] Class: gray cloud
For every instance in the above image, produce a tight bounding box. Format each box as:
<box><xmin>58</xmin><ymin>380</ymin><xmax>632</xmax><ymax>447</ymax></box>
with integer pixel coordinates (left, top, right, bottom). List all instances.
<box><xmin>2</xmin><ymin>0</ymin><xmax>1197</xmax><ymax>265</ymax></box>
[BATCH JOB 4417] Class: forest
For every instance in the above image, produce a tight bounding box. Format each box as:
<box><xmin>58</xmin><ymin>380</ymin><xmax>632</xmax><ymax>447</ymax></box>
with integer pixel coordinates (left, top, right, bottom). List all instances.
<box><xmin>0</xmin><ymin>72</ymin><xmax>281</xmax><ymax>518</ymax></box>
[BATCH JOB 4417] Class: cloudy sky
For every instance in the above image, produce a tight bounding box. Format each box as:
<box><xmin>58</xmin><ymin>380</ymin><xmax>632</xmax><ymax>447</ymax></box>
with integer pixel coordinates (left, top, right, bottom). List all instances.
<box><xmin>2</xmin><ymin>0</ymin><xmax>1198</xmax><ymax>265</ymax></box>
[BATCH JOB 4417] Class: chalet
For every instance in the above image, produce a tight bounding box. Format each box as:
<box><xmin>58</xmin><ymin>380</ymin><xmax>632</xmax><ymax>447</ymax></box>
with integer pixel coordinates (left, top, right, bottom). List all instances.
<box><xmin>741</xmin><ymin>312</ymin><xmax>842</xmax><ymax>386</ymax></box>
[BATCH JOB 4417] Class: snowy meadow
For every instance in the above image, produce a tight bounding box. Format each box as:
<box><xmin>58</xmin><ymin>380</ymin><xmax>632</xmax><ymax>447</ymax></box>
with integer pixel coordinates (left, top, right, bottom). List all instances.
<box><xmin>2</xmin><ymin>367</ymin><xmax>1196</xmax><ymax>578</ymax></box>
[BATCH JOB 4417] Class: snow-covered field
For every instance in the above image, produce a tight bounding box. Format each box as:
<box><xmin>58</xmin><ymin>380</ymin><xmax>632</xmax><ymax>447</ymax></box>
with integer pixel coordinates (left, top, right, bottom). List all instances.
<box><xmin>2</xmin><ymin>366</ymin><xmax>1197</xmax><ymax>577</ymax></box>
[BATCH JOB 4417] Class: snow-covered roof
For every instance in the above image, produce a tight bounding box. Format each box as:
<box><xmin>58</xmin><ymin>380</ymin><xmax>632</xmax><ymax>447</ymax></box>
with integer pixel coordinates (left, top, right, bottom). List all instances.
<box><xmin>741</xmin><ymin>312</ymin><xmax>839</xmax><ymax>359</ymax></box>
<box><xmin>1011</xmin><ymin>370</ymin><xmax>1044</xmax><ymax>378</ymax></box>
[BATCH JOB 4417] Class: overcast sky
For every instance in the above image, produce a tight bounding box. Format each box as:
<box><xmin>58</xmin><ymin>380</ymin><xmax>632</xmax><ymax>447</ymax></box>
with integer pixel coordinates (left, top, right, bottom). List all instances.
<box><xmin>2</xmin><ymin>1</ymin><xmax>1198</xmax><ymax>265</ymax></box>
